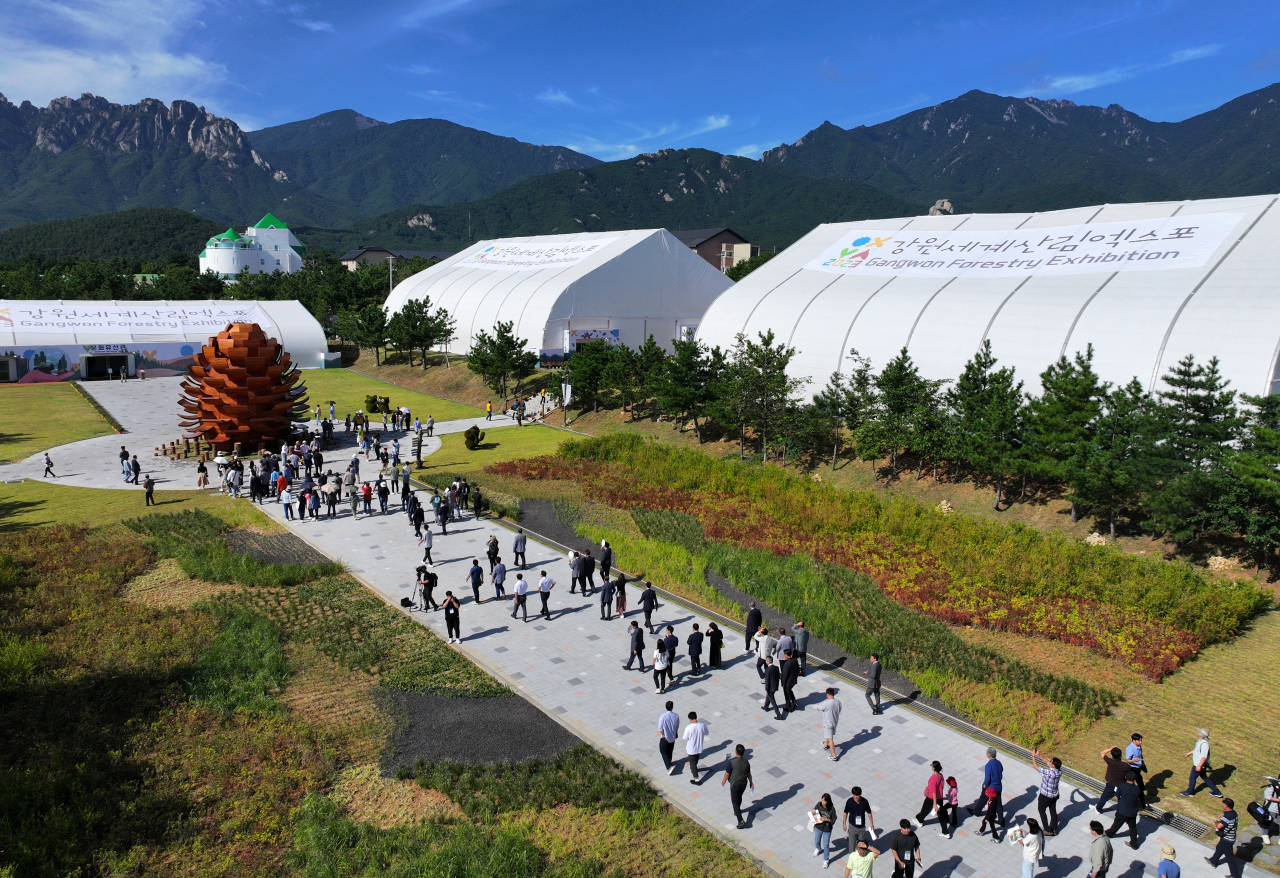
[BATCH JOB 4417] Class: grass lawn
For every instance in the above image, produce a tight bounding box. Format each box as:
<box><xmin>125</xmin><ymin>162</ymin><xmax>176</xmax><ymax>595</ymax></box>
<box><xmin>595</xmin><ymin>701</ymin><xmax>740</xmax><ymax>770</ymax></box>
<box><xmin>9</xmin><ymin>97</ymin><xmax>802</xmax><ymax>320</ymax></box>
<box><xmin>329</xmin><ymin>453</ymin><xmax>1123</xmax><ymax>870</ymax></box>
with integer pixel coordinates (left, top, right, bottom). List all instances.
<box><xmin>0</xmin><ymin>383</ymin><xmax>116</xmax><ymax>464</ymax></box>
<box><xmin>418</xmin><ymin>424</ymin><xmax>571</xmax><ymax>479</ymax></box>
<box><xmin>0</xmin><ymin>480</ymin><xmax>280</xmax><ymax>534</ymax></box>
<box><xmin>302</xmin><ymin>369</ymin><xmax>483</xmax><ymax>423</ymax></box>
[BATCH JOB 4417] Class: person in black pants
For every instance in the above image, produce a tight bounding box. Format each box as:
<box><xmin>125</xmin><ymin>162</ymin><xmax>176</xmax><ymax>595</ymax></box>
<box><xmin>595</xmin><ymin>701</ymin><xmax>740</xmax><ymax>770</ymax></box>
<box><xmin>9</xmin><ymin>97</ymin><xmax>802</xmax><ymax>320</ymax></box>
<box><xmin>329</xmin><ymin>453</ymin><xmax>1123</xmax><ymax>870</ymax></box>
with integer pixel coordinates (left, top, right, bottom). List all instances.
<box><xmin>466</xmin><ymin>559</ymin><xmax>484</xmax><ymax>604</ymax></box>
<box><xmin>411</xmin><ymin>503</ymin><xmax>425</xmax><ymax>538</ymax></box>
<box><xmin>513</xmin><ymin>528</ymin><xmax>527</xmax><ymax>569</ymax></box>
<box><xmin>442</xmin><ymin>591</ymin><xmax>461</xmax><ymax>643</ymax></box>
<box><xmin>762</xmin><ymin>656</ymin><xmax>783</xmax><ymax>719</ymax></box>
<box><xmin>864</xmin><ymin>653</ymin><xmax>882</xmax><ymax>714</ymax></box>
<box><xmin>1105</xmin><ymin>772</ymin><xmax>1142</xmax><ymax>850</ymax></box>
<box><xmin>722</xmin><ymin>744</ymin><xmax>754</xmax><ymax>829</ymax></box>
<box><xmin>416</xmin><ymin>566</ymin><xmax>439</xmax><ymax>611</ymax></box>
<box><xmin>1031</xmin><ymin>748</ymin><xmax>1062</xmax><ymax>836</ymax></box>
<box><xmin>599</xmin><ymin>541</ymin><xmax>612</xmax><ymax>581</ymax></box>
<box><xmin>780</xmin><ymin>650</ymin><xmax>800</xmax><ymax>711</ymax></box>
<box><xmin>686</xmin><ymin>624</ymin><xmax>704</xmax><ymax>675</ymax></box>
<box><xmin>1207</xmin><ymin>798</ymin><xmax>1242</xmax><ymax>877</ymax></box>
<box><xmin>600</xmin><ymin>576</ymin><xmax>615</xmax><ymax>620</ymax></box>
<box><xmin>624</xmin><ymin>621</ymin><xmax>646</xmax><ymax>670</ymax></box>
<box><xmin>744</xmin><ymin>602</ymin><xmax>762</xmax><ymax>652</ymax></box>
<box><xmin>582</xmin><ymin>549</ymin><xmax>596</xmax><ymax>594</ymax></box>
<box><xmin>639</xmin><ymin>582</ymin><xmax>659</xmax><ymax>633</ymax></box>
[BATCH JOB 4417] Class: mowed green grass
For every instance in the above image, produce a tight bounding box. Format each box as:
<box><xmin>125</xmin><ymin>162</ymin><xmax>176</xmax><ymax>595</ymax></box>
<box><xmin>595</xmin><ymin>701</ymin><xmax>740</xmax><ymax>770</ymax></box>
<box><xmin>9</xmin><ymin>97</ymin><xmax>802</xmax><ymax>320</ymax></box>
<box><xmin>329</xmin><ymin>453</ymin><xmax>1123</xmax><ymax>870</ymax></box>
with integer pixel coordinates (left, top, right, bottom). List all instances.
<box><xmin>418</xmin><ymin>424</ymin><xmax>568</xmax><ymax>478</ymax></box>
<box><xmin>0</xmin><ymin>481</ymin><xmax>280</xmax><ymax>534</ymax></box>
<box><xmin>0</xmin><ymin>383</ymin><xmax>115</xmax><ymax>464</ymax></box>
<box><xmin>301</xmin><ymin>370</ymin><xmax>483</xmax><ymax>424</ymax></box>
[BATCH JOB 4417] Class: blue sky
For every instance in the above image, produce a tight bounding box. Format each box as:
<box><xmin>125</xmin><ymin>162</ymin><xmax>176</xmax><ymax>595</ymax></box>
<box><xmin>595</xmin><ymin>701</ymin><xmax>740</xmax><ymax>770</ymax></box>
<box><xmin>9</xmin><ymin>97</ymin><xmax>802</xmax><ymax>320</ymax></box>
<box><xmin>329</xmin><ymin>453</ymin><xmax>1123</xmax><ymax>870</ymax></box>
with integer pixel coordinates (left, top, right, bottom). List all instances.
<box><xmin>1</xmin><ymin>0</ymin><xmax>1277</xmax><ymax>160</ymax></box>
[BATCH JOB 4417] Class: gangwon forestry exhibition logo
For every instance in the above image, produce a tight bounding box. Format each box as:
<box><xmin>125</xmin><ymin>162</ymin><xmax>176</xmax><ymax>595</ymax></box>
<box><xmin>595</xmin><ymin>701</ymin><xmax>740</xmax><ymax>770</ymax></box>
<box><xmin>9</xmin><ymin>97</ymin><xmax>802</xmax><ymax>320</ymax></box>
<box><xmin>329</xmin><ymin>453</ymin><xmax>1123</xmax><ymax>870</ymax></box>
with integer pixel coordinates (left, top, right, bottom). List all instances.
<box><xmin>825</xmin><ymin>236</ymin><xmax>893</xmax><ymax>269</ymax></box>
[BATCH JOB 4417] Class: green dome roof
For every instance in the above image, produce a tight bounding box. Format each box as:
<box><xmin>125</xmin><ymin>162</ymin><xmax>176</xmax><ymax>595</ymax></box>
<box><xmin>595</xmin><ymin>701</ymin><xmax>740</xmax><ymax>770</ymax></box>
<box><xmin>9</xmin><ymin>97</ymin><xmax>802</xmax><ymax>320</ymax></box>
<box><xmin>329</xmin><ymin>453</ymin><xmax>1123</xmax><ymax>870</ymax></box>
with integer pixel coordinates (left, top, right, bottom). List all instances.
<box><xmin>254</xmin><ymin>213</ymin><xmax>288</xmax><ymax>229</ymax></box>
<box><xmin>207</xmin><ymin>228</ymin><xmax>243</xmax><ymax>244</ymax></box>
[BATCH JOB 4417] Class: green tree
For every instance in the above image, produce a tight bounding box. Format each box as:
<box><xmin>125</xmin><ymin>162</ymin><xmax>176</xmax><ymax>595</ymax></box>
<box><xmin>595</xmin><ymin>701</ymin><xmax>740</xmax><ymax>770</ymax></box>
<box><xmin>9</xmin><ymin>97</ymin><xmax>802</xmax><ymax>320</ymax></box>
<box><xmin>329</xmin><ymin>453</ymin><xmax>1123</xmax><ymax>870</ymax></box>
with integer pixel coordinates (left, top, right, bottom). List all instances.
<box><xmin>601</xmin><ymin>344</ymin><xmax>642</xmax><ymax>419</ymax></box>
<box><xmin>1231</xmin><ymin>393</ymin><xmax>1280</xmax><ymax>573</ymax></box>
<box><xmin>860</xmin><ymin>348</ymin><xmax>942</xmax><ymax>479</ymax></box>
<box><xmin>387</xmin><ymin>297</ymin><xmax>456</xmax><ymax>369</ymax></box>
<box><xmin>1024</xmin><ymin>345</ymin><xmax>1108</xmax><ymax>522</ymax></box>
<box><xmin>633</xmin><ymin>334</ymin><xmax>669</xmax><ymax>415</ymax></box>
<box><xmin>1066</xmin><ymin>379</ymin><xmax>1158</xmax><ymax>539</ymax></box>
<box><xmin>654</xmin><ymin>338</ymin><xmax>721</xmax><ymax>442</ymax></box>
<box><xmin>946</xmin><ymin>340</ymin><xmax>1025</xmax><ymax>508</ymax></box>
<box><xmin>562</xmin><ymin>340</ymin><xmax>613</xmax><ymax>413</ymax></box>
<box><xmin>714</xmin><ymin>331</ymin><xmax>807</xmax><ymax>459</ymax></box>
<box><xmin>812</xmin><ymin>349</ymin><xmax>877</xmax><ymax>469</ymax></box>
<box><xmin>725</xmin><ymin>251</ymin><xmax>776</xmax><ymax>281</ymax></box>
<box><xmin>467</xmin><ymin>321</ymin><xmax>539</xmax><ymax>397</ymax></box>
<box><xmin>1143</xmin><ymin>355</ymin><xmax>1243</xmax><ymax>549</ymax></box>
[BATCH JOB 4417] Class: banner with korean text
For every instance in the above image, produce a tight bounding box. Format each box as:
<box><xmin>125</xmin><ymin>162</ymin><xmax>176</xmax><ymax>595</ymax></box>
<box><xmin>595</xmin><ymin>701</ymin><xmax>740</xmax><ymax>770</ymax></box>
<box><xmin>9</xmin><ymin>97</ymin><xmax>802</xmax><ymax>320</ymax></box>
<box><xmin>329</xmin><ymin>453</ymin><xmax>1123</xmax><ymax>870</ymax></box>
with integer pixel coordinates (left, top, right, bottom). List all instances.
<box><xmin>0</xmin><ymin>301</ymin><xmax>270</xmax><ymax>334</ymax></box>
<box><xmin>806</xmin><ymin>214</ymin><xmax>1245</xmax><ymax>278</ymax></box>
<box><xmin>459</xmin><ymin>237</ymin><xmax>620</xmax><ymax>271</ymax></box>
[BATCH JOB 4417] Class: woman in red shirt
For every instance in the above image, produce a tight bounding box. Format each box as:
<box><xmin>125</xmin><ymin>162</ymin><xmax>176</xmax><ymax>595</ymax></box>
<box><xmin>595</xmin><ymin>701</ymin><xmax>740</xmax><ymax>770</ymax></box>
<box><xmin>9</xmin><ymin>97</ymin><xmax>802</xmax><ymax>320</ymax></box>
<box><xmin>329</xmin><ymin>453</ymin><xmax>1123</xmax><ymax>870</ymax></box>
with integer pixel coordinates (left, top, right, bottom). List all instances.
<box><xmin>914</xmin><ymin>761</ymin><xmax>949</xmax><ymax>836</ymax></box>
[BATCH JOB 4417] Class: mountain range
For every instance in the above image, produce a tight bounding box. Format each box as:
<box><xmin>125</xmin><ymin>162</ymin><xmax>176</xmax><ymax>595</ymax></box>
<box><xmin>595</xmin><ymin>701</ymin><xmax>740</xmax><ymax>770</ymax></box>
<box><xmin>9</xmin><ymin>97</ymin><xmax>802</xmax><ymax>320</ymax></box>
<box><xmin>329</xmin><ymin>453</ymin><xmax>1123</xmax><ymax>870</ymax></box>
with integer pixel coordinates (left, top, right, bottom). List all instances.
<box><xmin>1</xmin><ymin>83</ymin><xmax>1277</xmax><ymax>259</ymax></box>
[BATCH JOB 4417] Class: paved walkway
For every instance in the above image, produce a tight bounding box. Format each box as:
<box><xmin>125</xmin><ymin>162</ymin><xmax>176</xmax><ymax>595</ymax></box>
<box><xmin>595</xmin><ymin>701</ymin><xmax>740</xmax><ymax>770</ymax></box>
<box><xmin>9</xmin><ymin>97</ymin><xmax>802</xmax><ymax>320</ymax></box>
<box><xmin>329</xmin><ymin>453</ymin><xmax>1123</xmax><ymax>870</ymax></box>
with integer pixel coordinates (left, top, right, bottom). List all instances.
<box><xmin>0</xmin><ymin>376</ymin><xmax>515</xmax><ymax>489</ymax></box>
<box><xmin>251</xmin><ymin>494</ymin><xmax>1246</xmax><ymax>878</ymax></box>
<box><xmin>3</xmin><ymin>380</ymin><xmax>1257</xmax><ymax>878</ymax></box>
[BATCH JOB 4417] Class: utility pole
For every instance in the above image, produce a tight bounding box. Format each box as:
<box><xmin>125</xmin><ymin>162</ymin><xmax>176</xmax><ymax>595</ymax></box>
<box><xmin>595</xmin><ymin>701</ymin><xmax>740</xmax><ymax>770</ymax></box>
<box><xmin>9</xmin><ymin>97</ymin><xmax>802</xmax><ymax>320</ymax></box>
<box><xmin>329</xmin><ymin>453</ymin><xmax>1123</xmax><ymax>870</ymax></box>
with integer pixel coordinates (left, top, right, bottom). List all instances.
<box><xmin>387</xmin><ymin>253</ymin><xmax>396</xmax><ymax>295</ymax></box>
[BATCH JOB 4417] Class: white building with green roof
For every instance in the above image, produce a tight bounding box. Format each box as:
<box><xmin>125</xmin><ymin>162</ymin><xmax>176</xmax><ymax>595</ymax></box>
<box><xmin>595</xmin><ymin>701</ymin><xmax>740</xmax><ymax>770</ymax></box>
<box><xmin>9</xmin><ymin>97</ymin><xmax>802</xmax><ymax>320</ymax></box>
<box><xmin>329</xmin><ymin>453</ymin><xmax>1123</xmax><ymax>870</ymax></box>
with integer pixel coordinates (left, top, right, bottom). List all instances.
<box><xmin>198</xmin><ymin>213</ymin><xmax>306</xmax><ymax>280</ymax></box>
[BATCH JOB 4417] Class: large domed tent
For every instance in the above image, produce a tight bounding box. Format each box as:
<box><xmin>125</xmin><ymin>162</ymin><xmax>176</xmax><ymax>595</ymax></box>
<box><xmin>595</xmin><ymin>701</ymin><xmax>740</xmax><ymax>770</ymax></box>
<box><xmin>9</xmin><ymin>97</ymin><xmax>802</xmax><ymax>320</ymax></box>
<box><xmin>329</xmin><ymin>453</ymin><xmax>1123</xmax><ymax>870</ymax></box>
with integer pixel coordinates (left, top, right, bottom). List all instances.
<box><xmin>383</xmin><ymin>229</ymin><xmax>734</xmax><ymax>363</ymax></box>
<box><xmin>695</xmin><ymin>194</ymin><xmax>1280</xmax><ymax>397</ymax></box>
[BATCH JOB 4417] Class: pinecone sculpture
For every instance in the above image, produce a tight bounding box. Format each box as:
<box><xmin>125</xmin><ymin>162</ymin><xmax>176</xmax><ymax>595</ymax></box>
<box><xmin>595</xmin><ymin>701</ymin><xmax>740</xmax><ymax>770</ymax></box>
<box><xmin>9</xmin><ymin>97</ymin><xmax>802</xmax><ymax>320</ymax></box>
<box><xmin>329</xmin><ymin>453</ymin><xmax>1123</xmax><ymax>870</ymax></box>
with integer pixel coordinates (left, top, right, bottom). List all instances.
<box><xmin>179</xmin><ymin>322</ymin><xmax>309</xmax><ymax>451</ymax></box>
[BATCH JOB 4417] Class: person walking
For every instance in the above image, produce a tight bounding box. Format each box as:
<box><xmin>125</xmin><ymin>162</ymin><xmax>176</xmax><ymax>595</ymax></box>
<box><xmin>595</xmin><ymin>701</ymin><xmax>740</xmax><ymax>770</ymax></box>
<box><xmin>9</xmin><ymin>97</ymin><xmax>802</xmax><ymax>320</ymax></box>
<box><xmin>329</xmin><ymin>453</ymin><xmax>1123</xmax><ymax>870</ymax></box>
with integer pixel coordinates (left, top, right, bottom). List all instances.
<box><xmin>537</xmin><ymin>570</ymin><xmax>555</xmax><ymax>619</ymax></box>
<box><xmin>361</xmin><ymin>481</ymin><xmax>372</xmax><ymax>514</ymax></box>
<box><xmin>812</xmin><ymin>793</ymin><xmax>837</xmax><ymax>869</ymax></box>
<box><xmin>888</xmin><ymin>819</ymin><xmax>922</xmax><ymax>878</ymax></box>
<box><xmin>704</xmin><ymin>622</ymin><xmax>723</xmax><ymax>669</ymax></box>
<box><xmin>600</xmin><ymin>540</ymin><xmax>612</xmax><ymax>582</ymax></box>
<box><xmin>614</xmin><ymin>573</ymin><xmax>627</xmax><ymax>616</ymax></box>
<box><xmin>1157</xmin><ymin>845</ymin><xmax>1180</xmax><ymax>878</ymax></box>
<box><xmin>486</xmin><ymin>535</ymin><xmax>500</xmax><ymax>573</ymax></box>
<box><xmin>463</xmin><ymin>559</ymin><xmax>484</xmax><ymax>604</ymax></box>
<box><xmin>1016</xmin><ymin>818</ymin><xmax>1044</xmax><ymax>878</ymax></box>
<box><xmin>864</xmin><ymin>653</ymin><xmax>882</xmax><ymax>715</ymax></box>
<box><xmin>486</xmin><ymin>400</ymin><xmax>493</xmax><ymax>421</ymax></box>
<box><xmin>420</xmin><ymin>527</ymin><xmax>434</xmax><ymax>566</ymax></box>
<box><xmin>1031</xmin><ymin>748</ymin><xmax>1062</xmax><ymax>836</ymax></box>
<box><xmin>977</xmin><ymin>785</ymin><xmax>1002</xmax><ymax>841</ymax></box>
<box><xmin>639</xmin><ymin>581</ymin><xmax>659</xmax><ymax>633</ymax></box>
<box><xmin>600</xmin><ymin>575</ymin><xmax>615</xmax><ymax>620</ymax></box>
<box><xmin>1097</xmin><ymin>746</ymin><xmax>1129</xmax><ymax>812</ymax></box>
<box><xmin>1180</xmin><ymin>729</ymin><xmax>1221</xmax><ymax>798</ymax></box>
<box><xmin>1105</xmin><ymin>771</ymin><xmax>1142</xmax><ymax>850</ymax></box>
<box><xmin>349</xmin><ymin>485</ymin><xmax>360</xmax><ymax>518</ymax></box>
<box><xmin>197</xmin><ymin>459</ymin><xmax>209</xmax><ymax>488</ymax></box>
<box><xmin>780</xmin><ymin>650</ymin><xmax>799</xmax><ymax>712</ymax></box>
<box><xmin>281</xmin><ymin>487</ymin><xmax>294</xmax><ymax>520</ymax></box>
<box><xmin>129</xmin><ymin>455</ymin><xmax>141</xmax><ymax>484</ymax></box>
<box><xmin>776</xmin><ymin>627</ymin><xmax>794</xmax><ymax>661</ymax></box>
<box><xmin>510</xmin><ymin>574</ymin><xmax>529</xmax><ymax>621</ymax></box>
<box><xmin>418</xmin><ymin>566</ymin><xmax>439</xmax><ymax>611</ymax></box>
<box><xmin>624</xmin><ymin>621</ymin><xmax>646</xmax><ymax>671</ymax></box>
<box><xmin>752</xmin><ymin>625</ymin><xmax>776</xmax><ymax>680</ymax></box>
<box><xmin>683</xmin><ymin>711</ymin><xmax>707</xmax><ymax>783</ymax></box>
<box><xmin>119</xmin><ymin>446</ymin><xmax>130</xmax><ymax>478</ymax></box>
<box><xmin>568</xmin><ymin>551</ymin><xmax>584</xmax><ymax>594</ymax></box>
<box><xmin>816</xmin><ymin>687</ymin><xmax>842</xmax><ymax>761</ymax></box>
<box><xmin>744</xmin><ymin>602</ymin><xmax>762</xmax><ymax>652</ymax></box>
<box><xmin>513</xmin><ymin>528</ymin><xmax>527</xmax><ymax>569</ymax></box>
<box><xmin>662</xmin><ymin>626</ymin><xmax>679</xmax><ymax>683</ymax></box>
<box><xmin>843</xmin><ymin>786</ymin><xmax>877</xmax><ymax>850</ymax></box>
<box><xmin>762</xmin><ymin>656</ymin><xmax>784</xmax><ymax>720</ymax></box>
<box><xmin>377</xmin><ymin>479</ymin><xmax>390</xmax><ymax>514</ymax></box>
<box><xmin>1088</xmin><ymin>820</ymin><xmax>1113</xmax><ymax>878</ymax></box>
<box><xmin>686</xmin><ymin>624</ymin><xmax>704</xmax><ymax>675</ymax></box>
<box><xmin>491</xmin><ymin>557</ymin><xmax>507</xmax><ymax>601</ymax></box>
<box><xmin>652</xmin><ymin>641</ymin><xmax>671</xmax><ymax>694</ymax></box>
<box><xmin>143</xmin><ymin>474</ymin><xmax>156</xmax><ymax>505</ymax></box>
<box><xmin>940</xmin><ymin>777</ymin><xmax>958</xmax><ymax>839</ymax></box>
<box><xmin>722</xmin><ymin>744</ymin><xmax>754</xmax><ymax>829</ymax></box>
<box><xmin>656</xmin><ymin>700</ymin><xmax>679</xmax><ymax>774</ymax></box>
<box><xmin>436</xmin><ymin>591</ymin><xmax>462</xmax><ymax>645</ymax></box>
<box><xmin>42</xmin><ymin>453</ymin><xmax>55</xmax><ymax>478</ymax></box>
<box><xmin>1125</xmin><ymin>733</ymin><xmax>1148</xmax><ymax>807</ymax></box>
<box><xmin>411</xmin><ymin>500</ymin><xmax>426</xmax><ymax>538</ymax></box>
<box><xmin>1206</xmin><ymin>798</ymin><xmax>1241</xmax><ymax>876</ymax></box>
<box><xmin>914</xmin><ymin>761</ymin><xmax>948</xmax><ymax>836</ymax></box>
<box><xmin>794</xmin><ymin>620</ymin><xmax>810</xmax><ymax>676</ymax></box>
<box><xmin>845</xmin><ymin>837</ymin><xmax>878</xmax><ymax>878</ymax></box>
<box><xmin>969</xmin><ymin>748</ymin><xmax>1005</xmax><ymax>832</ymax></box>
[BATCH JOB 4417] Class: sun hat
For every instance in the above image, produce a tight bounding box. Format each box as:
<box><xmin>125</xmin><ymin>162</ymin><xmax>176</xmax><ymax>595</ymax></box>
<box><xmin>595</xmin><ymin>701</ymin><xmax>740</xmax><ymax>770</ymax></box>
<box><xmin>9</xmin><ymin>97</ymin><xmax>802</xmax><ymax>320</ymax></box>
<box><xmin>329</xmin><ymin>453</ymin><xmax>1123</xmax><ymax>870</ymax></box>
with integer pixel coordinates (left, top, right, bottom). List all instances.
<box><xmin>1160</xmin><ymin>844</ymin><xmax>1176</xmax><ymax>860</ymax></box>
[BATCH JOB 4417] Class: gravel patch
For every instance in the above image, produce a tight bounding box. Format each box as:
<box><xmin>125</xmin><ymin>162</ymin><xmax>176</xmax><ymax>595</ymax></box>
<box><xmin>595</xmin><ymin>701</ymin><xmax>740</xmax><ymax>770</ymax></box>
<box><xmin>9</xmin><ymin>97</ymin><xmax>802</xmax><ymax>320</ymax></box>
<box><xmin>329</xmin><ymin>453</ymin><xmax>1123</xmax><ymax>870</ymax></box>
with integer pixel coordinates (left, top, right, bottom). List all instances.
<box><xmin>224</xmin><ymin>529</ymin><xmax>332</xmax><ymax>566</ymax></box>
<box><xmin>379</xmin><ymin>690</ymin><xmax>580</xmax><ymax>775</ymax></box>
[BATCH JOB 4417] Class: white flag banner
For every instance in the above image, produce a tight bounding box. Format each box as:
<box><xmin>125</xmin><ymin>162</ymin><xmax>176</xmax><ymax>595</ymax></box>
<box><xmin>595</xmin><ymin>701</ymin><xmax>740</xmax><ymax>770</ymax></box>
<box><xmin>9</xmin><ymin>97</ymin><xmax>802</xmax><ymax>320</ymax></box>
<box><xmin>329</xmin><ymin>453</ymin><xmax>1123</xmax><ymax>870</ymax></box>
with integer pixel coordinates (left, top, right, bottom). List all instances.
<box><xmin>0</xmin><ymin>301</ymin><xmax>270</xmax><ymax>334</ymax></box>
<box><xmin>806</xmin><ymin>213</ymin><xmax>1245</xmax><ymax>278</ymax></box>
<box><xmin>459</xmin><ymin>238</ymin><xmax>620</xmax><ymax>271</ymax></box>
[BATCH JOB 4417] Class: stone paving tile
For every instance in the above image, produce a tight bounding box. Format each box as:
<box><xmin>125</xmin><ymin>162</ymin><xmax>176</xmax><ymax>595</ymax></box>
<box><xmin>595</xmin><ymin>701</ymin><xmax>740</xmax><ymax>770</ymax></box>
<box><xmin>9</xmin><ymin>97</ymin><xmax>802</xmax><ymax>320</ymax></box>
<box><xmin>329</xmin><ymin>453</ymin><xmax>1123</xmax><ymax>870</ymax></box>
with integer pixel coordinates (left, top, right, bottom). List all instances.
<box><xmin>246</xmin><ymin>496</ymin><xmax>1257</xmax><ymax>878</ymax></box>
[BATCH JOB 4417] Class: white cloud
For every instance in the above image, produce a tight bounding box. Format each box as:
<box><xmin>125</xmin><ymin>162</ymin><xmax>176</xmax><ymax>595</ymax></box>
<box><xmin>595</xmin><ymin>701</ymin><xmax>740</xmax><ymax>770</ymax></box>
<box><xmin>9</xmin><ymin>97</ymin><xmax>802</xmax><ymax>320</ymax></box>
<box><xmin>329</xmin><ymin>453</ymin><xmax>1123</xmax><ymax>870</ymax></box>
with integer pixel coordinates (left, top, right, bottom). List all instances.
<box><xmin>731</xmin><ymin>144</ymin><xmax>761</xmax><ymax>158</ymax></box>
<box><xmin>293</xmin><ymin>18</ymin><xmax>333</xmax><ymax>31</ymax></box>
<box><xmin>537</xmin><ymin>87</ymin><xmax>576</xmax><ymax>106</ymax></box>
<box><xmin>409</xmin><ymin>89</ymin><xmax>485</xmax><ymax>109</ymax></box>
<box><xmin>0</xmin><ymin>0</ymin><xmax>227</xmax><ymax>106</ymax></box>
<box><xmin>1028</xmin><ymin>44</ymin><xmax>1223</xmax><ymax>96</ymax></box>
<box><xmin>689</xmin><ymin>114</ymin><xmax>730</xmax><ymax>135</ymax></box>
<box><xmin>400</xmin><ymin>63</ymin><xmax>439</xmax><ymax>75</ymax></box>
<box><xmin>397</xmin><ymin>0</ymin><xmax>479</xmax><ymax>27</ymax></box>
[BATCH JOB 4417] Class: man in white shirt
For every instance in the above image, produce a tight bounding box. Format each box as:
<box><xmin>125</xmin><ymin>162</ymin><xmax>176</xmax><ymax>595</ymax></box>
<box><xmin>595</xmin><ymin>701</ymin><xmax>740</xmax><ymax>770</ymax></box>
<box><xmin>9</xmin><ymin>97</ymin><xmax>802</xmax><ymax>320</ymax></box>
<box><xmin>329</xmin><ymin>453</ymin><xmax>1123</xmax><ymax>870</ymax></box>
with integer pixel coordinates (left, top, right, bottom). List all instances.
<box><xmin>537</xmin><ymin>571</ymin><xmax>555</xmax><ymax>619</ymax></box>
<box><xmin>1179</xmin><ymin>729</ymin><xmax>1221</xmax><ymax>798</ymax></box>
<box><xmin>510</xmin><ymin>574</ymin><xmax>529</xmax><ymax>622</ymax></box>
<box><xmin>683</xmin><ymin>711</ymin><xmax>708</xmax><ymax>784</ymax></box>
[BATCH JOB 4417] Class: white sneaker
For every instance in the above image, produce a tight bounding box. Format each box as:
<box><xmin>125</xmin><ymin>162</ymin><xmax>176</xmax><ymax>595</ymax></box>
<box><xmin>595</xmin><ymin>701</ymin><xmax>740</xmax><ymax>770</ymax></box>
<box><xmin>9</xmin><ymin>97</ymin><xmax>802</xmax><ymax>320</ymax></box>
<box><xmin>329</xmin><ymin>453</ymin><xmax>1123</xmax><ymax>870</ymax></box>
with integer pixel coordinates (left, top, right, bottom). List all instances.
<box><xmin>824</xmin><ymin>862</ymin><xmax>830</xmax><ymax>870</ymax></box>
<box><xmin>813</xmin><ymin>849</ymin><xmax>821</xmax><ymax>857</ymax></box>
<box><xmin>939</xmin><ymin>832</ymin><xmax>950</xmax><ymax>839</ymax></box>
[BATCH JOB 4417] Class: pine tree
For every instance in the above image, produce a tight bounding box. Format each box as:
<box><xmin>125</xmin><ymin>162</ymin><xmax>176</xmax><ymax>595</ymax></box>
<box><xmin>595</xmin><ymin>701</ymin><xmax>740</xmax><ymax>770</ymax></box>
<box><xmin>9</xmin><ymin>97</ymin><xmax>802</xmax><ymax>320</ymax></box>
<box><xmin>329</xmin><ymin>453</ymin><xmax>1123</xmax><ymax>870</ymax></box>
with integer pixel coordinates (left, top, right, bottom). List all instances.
<box><xmin>1229</xmin><ymin>393</ymin><xmax>1280</xmax><ymax>572</ymax></box>
<box><xmin>1066</xmin><ymin>380</ymin><xmax>1158</xmax><ymax>539</ymax></box>
<box><xmin>633</xmin><ymin>334</ymin><xmax>669</xmax><ymax>414</ymax></box>
<box><xmin>387</xmin><ymin>297</ymin><xmax>455</xmax><ymax>369</ymax></box>
<box><xmin>946</xmin><ymin>340</ymin><xmax>1024</xmax><ymax>508</ymax></box>
<box><xmin>467</xmin><ymin>320</ymin><xmax>539</xmax><ymax>397</ymax></box>
<box><xmin>710</xmin><ymin>332</ymin><xmax>805</xmax><ymax>459</ymax></box>
<box><xmin>562</xmin><ymin>339</ymin><xmax>612</xmax><ymax>413</ymax></box>
<box><xmin>812</xmin><ymin>349</ymin><xmax>878</xmax><ymax>470</ymax></box>
<box><xmin>1025</xmin><ymin>345</ymin><xmax>1108</xmax><ymax>522</ymax></box>
<box><xmin>602</xmin><ymin>344</ymin><xmax>641</xmax><ymax>418</ymax></box>
<box><xmin>654</xmin><ymin>338</ymin><xmax>720</xmax><ymax>441</ymax></box>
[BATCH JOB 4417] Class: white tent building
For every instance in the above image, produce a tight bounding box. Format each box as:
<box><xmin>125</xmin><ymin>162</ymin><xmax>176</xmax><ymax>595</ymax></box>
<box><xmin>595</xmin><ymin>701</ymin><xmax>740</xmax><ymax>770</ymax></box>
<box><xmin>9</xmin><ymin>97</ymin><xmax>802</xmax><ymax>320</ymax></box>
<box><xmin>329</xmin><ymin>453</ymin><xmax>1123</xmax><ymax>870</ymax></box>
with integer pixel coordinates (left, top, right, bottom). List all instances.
<box><xmin>383</xmin><ymin>229</ymin><xmax>734</xmax><ymax>363</ymax></box>
<box><xmin>696</xmin><ymin>194</ymin><xmax>1280</xmax><ymax>398</ymax></box>
<box><xmin>0</xmin><ymin>299</ymin><xmax>332</xmax><ymax>382</ymax></box>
